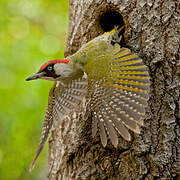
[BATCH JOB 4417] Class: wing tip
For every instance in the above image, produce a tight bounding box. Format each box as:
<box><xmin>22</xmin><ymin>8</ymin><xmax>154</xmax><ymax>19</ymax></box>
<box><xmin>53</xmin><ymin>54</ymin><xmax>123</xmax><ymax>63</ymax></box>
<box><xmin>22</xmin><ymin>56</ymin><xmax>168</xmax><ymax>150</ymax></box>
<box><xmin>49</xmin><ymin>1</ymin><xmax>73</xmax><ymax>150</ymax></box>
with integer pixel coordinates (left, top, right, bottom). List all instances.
<box><xmin>126</xmin><ymin>134</ymin><xmax>131</xmax><ymax>141</ymax></box>
<box><xmin>112</xmin><ymin>139</ymin><xmax>118</xmax><ymax>148</ymax></box>
<box><xmin>29</xmin><ymin>161</ymin><xmax>35</xmax><ymax>172</ymax></box>
<box><xmin>102</xmin><ymin>141</ymin><xmax>107</xmax><ymax>147</ymax></box>
<box><xmin>131</xmin><ymin>125</ymin><xmax>141</xmax><ymax>134</ymax></box>
<box><xmin>100</xmin><ymin>134</ymin><xmax>107</xmax><ymax>147</ymax></box>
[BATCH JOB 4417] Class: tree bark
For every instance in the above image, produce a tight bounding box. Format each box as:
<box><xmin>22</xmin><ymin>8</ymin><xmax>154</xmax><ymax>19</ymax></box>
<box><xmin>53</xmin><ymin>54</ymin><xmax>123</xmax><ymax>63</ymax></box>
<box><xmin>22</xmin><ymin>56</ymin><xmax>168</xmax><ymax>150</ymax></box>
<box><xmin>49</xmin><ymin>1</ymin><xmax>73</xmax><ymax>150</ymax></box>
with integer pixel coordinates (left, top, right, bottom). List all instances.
<box><xmin>48</xmin><ymin>0</ymin><xmax>180</xmax><ymax>179</ymax></box>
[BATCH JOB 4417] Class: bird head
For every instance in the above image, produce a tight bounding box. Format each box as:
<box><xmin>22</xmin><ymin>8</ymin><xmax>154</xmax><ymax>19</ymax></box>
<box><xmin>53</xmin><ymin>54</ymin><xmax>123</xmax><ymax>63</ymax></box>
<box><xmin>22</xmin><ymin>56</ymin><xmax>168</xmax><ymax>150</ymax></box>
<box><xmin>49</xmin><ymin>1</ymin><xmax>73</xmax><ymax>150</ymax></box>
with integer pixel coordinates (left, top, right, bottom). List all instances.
<box><xmin>26</xmin><ymin>59</ymin><xmax>74</xmax><ymax>81</ymax></box>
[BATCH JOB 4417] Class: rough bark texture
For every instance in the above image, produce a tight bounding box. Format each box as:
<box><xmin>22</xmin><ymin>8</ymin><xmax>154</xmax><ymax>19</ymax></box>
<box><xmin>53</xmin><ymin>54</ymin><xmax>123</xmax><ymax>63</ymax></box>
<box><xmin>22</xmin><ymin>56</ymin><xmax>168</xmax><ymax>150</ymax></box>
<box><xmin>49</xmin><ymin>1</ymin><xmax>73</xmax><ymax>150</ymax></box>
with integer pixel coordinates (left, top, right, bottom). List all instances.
<box><xmin>48</xmin><ymin>0</ymin><xmax>180</xmax><ymax>179</ymax></box>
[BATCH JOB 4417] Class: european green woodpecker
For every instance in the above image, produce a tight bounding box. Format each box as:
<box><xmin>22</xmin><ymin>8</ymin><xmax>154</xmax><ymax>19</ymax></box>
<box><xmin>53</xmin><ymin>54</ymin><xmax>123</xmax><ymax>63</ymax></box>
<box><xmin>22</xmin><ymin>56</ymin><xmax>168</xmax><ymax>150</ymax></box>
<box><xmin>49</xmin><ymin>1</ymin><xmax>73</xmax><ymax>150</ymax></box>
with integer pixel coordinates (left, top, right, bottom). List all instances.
<box><xmin>26</xmin><ymin>27</ymin><xmax>150</xmax><ymax>171</ymax></box>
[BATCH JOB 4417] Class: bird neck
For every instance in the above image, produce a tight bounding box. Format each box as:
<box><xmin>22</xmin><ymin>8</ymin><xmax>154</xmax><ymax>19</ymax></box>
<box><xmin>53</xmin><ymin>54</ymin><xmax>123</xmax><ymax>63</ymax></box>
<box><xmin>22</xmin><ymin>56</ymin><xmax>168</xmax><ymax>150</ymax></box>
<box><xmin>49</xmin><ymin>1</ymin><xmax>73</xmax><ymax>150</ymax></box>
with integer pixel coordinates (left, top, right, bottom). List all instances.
<box><xmin>55</xmin><ymin>57</ymin><xmax>84</xmax><ymax>84</ymax></box>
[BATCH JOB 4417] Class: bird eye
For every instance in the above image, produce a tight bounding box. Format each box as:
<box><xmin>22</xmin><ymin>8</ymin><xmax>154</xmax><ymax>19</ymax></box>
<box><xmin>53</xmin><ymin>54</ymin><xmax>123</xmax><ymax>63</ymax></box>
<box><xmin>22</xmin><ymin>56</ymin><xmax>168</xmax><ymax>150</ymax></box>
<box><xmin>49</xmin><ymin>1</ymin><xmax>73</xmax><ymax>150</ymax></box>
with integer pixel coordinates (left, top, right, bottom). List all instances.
<box><xmin>47</xmin><ymin>66</ymin><xmax>53</xmax><ymax>71</ymax></box>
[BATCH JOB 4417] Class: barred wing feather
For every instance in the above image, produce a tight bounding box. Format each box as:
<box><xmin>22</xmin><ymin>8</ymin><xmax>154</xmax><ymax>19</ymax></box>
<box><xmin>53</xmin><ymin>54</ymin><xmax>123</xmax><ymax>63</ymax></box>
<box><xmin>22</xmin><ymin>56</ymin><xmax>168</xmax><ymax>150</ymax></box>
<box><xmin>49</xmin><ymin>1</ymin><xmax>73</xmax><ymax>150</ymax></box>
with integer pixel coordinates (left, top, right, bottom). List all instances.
<box><xmin>29</xmin><ymin>84</ymin><xmax>56</xmax><ymax>172</ymax></box>
<box><xmin>91</xmin><ymin>47</ymin><xmax>150</xmax><ymax>147</ymax></box>
<box><xmin>29</xmin><ymin>77</ymin><xmax>88</xmax><ymax>171</ymax></box>
<box><xmin>53</xmin><ymin>77</ymin><xmax>88</xmax><ymax>123</ymax></box>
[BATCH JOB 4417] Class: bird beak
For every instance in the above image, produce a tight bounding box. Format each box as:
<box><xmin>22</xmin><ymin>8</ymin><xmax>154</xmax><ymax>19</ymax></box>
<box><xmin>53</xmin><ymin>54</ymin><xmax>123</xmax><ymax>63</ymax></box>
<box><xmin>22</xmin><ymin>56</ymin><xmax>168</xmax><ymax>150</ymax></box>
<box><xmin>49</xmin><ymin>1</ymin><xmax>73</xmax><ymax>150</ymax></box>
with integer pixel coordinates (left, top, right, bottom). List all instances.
<box><xmin>26</xmin><ymin>71</ymin><xmax>46</xmax><ymax>81</ymax></box>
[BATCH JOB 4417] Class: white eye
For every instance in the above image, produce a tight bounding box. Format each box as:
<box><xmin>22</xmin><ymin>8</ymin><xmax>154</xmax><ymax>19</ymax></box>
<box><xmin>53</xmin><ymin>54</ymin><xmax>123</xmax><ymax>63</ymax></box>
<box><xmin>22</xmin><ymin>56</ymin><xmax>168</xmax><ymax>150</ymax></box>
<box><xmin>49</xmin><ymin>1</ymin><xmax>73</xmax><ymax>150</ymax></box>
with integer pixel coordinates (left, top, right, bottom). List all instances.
<box><xmin>47</xmin><ymin>66</ymin><xmax>53</xmax><ymax>71</ymax></box>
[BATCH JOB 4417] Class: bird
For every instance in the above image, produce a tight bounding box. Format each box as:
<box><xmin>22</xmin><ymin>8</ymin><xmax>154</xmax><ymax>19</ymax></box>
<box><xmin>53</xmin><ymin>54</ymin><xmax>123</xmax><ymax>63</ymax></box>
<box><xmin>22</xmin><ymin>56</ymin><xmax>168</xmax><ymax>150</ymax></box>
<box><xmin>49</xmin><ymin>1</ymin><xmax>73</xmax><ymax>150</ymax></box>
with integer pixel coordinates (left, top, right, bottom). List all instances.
<box><xmin>26</xmin><ymin>26</ymin><xmax>150</xmax><ymax>171</ymax></box>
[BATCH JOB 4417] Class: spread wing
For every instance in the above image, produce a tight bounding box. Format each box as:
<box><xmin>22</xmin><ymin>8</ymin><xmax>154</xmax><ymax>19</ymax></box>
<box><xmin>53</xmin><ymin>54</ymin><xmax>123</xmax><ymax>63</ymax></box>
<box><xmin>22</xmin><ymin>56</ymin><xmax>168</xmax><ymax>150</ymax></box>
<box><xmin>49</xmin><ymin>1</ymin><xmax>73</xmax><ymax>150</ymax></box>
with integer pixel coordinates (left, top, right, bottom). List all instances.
<box><xmin>29</xmin><ymin>76</ymin><xmax>88</xmax><ymax>171</ymax></box>
<box><xmin>90</xmin><ymin>46</ymin><xmax>150</xmax><ymax>147</ymax></box>
<box><xmin>53</xmin><ymin>76</ymin><xmax>88</xmax><ymax>123</ymax></box>
<box><xmin>29</xmin><ymin>84</ymin><xmax>56</xmax><ymax>172</ymax></box>
<box><xmin>29</xmin><ymin>45</ymin><xmax>150</xmax><ymax>170</ymax></box>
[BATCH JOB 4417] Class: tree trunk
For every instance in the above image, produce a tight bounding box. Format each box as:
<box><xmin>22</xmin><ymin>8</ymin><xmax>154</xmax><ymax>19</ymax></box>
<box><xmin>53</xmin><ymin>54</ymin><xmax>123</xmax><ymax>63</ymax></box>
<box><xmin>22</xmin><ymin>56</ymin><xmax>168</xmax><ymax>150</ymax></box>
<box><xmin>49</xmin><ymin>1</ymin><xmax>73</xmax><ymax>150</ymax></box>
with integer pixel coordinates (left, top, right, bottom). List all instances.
<box><xmin>48</xmin><ymin>0</ymin><xmax>180</xmax><ymax>179</ymax></box>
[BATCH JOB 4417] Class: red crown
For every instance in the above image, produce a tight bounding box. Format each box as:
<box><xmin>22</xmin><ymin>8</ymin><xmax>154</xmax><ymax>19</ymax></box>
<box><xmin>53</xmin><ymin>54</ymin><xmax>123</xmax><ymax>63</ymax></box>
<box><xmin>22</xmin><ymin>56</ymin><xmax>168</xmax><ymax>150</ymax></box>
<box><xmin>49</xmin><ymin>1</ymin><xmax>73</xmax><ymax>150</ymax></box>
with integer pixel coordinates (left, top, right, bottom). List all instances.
<box><xmin>39</xmin><ymin>59</ymin><xmax>70</xmax><ymax>71</ymax></box>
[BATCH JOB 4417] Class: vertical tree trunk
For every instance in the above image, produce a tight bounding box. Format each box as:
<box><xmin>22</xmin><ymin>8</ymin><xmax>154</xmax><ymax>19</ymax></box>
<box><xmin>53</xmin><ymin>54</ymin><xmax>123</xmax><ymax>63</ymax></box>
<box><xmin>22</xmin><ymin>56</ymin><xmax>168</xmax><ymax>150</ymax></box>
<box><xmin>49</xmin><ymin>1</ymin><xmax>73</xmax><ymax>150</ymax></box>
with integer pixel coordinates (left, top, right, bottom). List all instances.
<box><xmin>48</xmin><ymin>0</ymin><xmax>180</xmax><ymax>179</ymax></box>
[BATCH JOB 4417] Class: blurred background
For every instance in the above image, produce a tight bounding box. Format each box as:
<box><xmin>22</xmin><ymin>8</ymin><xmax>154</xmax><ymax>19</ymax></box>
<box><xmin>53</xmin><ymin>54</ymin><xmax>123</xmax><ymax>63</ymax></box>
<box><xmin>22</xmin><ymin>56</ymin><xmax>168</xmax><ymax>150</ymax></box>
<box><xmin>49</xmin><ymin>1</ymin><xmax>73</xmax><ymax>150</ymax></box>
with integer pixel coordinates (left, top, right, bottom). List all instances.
<box><xmin>0</xmin><ymin>0</ymin><xmax>68</xmax><ymax>179</ymax></box>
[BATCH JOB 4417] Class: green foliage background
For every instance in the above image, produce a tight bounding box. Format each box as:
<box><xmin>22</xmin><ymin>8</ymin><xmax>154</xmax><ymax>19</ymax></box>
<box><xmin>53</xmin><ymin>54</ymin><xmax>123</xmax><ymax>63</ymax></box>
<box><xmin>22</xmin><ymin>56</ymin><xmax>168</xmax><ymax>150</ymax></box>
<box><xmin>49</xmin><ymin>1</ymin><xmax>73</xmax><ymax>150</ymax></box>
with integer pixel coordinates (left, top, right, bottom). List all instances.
<box><xmin>0</xmin><ymin>0</ymin><xmax>68</xmax><ymax>179</ymax></box>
